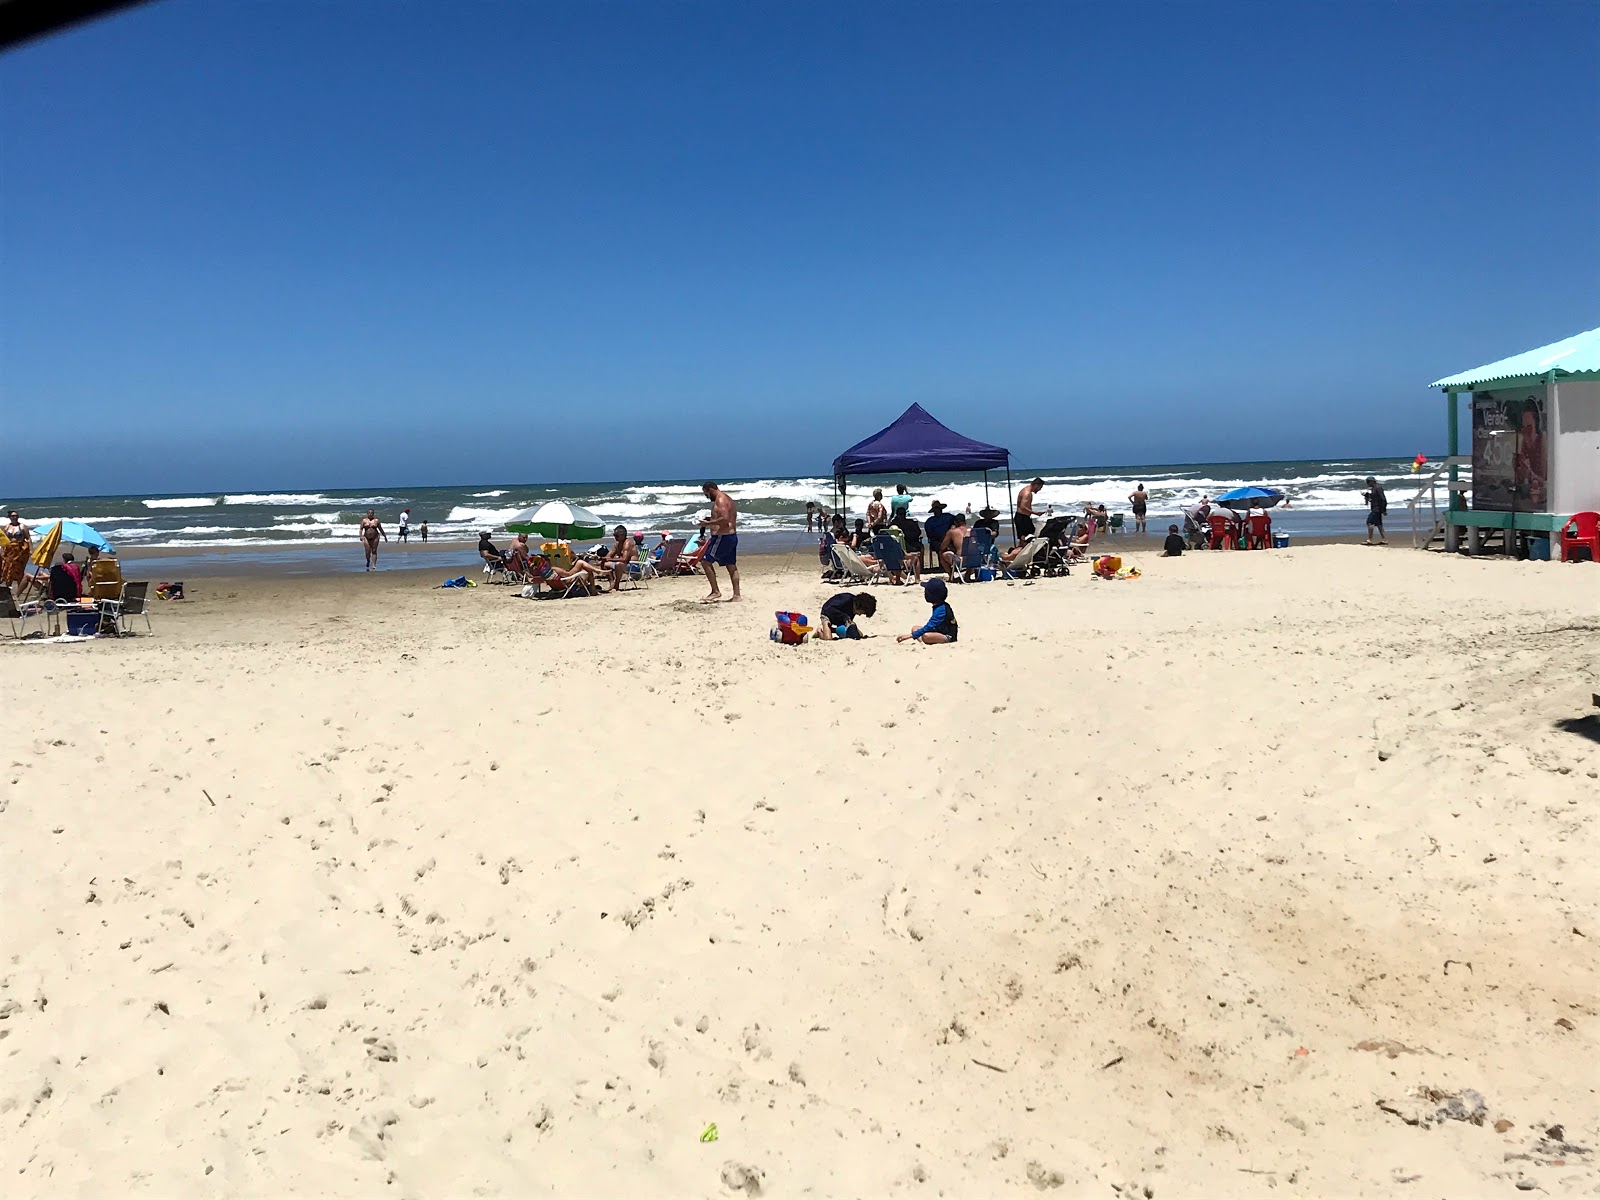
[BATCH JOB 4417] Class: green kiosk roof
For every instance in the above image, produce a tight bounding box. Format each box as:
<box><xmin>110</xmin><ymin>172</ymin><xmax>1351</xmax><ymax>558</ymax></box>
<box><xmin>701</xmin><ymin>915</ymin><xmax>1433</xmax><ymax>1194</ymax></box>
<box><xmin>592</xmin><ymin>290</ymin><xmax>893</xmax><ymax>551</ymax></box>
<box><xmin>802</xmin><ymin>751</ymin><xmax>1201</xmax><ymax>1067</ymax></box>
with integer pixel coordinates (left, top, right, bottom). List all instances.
<box><xmin>1432</xmin><ymin>326</ymin><xmax>1600</xmax><ymax>390</ymax></box>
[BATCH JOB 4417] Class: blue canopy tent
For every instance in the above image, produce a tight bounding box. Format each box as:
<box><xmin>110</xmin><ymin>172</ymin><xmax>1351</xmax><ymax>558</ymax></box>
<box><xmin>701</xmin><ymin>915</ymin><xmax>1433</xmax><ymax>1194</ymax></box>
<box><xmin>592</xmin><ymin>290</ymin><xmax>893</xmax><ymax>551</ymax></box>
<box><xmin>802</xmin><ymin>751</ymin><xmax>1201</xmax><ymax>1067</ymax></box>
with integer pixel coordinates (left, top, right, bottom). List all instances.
<box><xmin>831</xmin><ymin>404</ymin><xmax>1012</xmax><ymax>517</ymax></box>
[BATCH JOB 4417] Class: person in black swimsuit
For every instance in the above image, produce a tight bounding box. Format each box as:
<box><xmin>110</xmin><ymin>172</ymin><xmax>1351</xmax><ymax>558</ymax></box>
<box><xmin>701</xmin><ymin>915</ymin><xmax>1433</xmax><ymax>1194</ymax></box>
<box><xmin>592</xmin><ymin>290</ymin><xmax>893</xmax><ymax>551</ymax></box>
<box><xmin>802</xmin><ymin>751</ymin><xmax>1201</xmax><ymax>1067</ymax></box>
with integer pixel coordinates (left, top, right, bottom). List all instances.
<box><xmin>1128</xmin><ymin>483</ymin><xmax>1149</xmax><ymax>534</ymax></box>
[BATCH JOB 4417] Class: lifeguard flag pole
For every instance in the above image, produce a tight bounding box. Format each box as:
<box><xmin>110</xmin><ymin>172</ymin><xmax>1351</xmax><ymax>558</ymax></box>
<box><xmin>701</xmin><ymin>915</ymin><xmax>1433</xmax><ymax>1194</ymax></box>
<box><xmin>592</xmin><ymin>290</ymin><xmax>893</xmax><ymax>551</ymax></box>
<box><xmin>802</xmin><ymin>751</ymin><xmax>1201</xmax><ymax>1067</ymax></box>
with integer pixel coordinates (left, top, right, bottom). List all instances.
<box><xmin>1</xmin><ymin>1</ymin><xmax>155</xmax><ymax>53</ymax></box>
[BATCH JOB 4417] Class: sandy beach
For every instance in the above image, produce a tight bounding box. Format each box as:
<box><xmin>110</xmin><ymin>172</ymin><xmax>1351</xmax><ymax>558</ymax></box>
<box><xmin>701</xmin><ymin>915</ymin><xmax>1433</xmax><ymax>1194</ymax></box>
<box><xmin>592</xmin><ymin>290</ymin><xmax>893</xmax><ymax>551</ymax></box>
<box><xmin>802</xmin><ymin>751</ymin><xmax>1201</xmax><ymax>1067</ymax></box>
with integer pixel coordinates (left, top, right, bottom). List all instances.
<box><xmin>2</xmin><ymin>545</ymin><xmax>1597</xmax><ymax>1197</ymax></box>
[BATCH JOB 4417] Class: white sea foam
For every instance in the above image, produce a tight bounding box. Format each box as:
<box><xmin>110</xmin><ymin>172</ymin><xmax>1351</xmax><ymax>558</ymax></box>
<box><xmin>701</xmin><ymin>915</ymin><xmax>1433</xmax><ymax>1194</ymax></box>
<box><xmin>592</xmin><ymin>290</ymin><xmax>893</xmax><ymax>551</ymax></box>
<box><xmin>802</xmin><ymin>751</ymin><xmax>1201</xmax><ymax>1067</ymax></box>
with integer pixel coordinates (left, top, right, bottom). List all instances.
<box><xmin>225</xmin><ymin>493</ymin><xmax>332</xmax><ymax>506</ymax></box>
<box><xmin>274</xmin><ymin>512</ymin><xmax>341</xmax><ymax>523</ymax></box>
<box><xmin>225</xmin><ymin>493</ymin><xmax>399</xmax><ymax>506</ymax></box>
<box><xmin>445</xmin><ymin>505</ymin><xmax>525</xmax><ymax>525</ymax></box>
<box><xmin>142</xmin><ymin>496</ymin><xmax>220</xmax><ymax>509</ymax></box>
<box><xmin>471</xmin><ymin>490</ymin><xmax>509</xmax><ymax>498</ymax></box>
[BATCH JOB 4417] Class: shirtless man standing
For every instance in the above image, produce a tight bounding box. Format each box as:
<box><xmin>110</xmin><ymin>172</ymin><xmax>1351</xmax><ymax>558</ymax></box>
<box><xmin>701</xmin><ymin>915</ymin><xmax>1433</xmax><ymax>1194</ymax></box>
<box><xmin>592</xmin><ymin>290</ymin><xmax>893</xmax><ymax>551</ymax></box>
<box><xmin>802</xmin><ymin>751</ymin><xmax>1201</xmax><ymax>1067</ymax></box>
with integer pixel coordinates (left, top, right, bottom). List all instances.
<box><xmin>1014</xmin><ymin>477</ymin><xmax>1045</xmax><ymax>544</ymax></box>
<box><xmin>1128</xmin><ymin>483</ymin><xmax>1149</xmax><ymax>534</ymax></box>
<box><xmin>359</xmin><ymin>509</ymin><xmax>387</xmax><ymax>571</ymax></box>
<box><xmin>698</xmin><ymin>481</ymin><xmax>740</xmax><ymax>602</ymax></box>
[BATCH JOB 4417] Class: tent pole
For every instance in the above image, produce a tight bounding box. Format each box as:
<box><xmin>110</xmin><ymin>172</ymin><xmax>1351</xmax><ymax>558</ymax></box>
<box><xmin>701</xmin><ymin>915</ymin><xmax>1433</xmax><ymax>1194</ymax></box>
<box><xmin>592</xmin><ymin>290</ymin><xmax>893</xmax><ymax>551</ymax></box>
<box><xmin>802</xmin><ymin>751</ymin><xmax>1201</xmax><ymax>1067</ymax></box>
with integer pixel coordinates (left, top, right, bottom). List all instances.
<box><xmin>983</xmin><ymin>470</ymin><xmax>990</xmax><ymax>509</ymax></box>
<box><xmin>1005</xmin><ymin>467</ymin><xmax>1015</xmax><ymax>544</ymax></box>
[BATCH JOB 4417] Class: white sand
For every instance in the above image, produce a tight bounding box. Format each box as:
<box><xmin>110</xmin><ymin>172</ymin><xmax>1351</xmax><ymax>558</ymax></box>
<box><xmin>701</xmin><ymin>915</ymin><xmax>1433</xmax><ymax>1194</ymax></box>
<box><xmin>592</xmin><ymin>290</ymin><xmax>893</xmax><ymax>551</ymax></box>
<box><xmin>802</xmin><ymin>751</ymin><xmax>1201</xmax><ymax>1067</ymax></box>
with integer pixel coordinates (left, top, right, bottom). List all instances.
<box><xmin>3</xmin><ymin>546</ymin><xmax>1597</xmax><ymax>1197</ymax></box>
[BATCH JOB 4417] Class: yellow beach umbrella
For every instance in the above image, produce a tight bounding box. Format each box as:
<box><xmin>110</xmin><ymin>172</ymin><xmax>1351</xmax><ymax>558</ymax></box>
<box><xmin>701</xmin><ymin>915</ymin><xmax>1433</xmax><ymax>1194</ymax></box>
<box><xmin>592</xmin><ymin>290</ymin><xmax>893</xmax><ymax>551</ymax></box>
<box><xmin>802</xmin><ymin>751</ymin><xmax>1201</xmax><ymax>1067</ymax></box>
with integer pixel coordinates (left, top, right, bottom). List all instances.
<box><xmin>30</xmin><ymin>520</ymin><xmax>62</xmax><ymax>568</ymax></box>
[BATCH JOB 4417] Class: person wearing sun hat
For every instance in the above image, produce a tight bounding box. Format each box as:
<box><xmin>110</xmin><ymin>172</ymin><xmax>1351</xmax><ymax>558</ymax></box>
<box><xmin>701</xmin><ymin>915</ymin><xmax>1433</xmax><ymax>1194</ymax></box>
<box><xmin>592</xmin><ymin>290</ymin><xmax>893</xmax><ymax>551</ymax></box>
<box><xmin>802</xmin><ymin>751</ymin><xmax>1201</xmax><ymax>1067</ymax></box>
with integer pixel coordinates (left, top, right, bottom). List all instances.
<box><xmin>899</xmin><ymin>578</ymin><xmax>958</xmax><ymax>645</ymax></box>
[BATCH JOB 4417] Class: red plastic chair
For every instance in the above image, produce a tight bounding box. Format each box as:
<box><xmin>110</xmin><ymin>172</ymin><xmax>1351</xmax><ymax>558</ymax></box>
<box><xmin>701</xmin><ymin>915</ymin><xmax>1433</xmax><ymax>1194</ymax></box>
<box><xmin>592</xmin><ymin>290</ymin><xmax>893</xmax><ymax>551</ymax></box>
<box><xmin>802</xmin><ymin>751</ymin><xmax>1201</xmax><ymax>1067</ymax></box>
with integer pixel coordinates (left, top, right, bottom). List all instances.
<box><xmin>1207</xmin><ymin>515</ymin><xmax>1236</xmax><ymax>550</ymax></box>
<box><xmin>1248</xmin><ymin>513</ymin><xmax>1272</xmax><ymax>549</ymax></box>
<box><xmin>1558</xmin><ymin>512</ymin><xmax>1600</xmax><ymax>563</ymax></box>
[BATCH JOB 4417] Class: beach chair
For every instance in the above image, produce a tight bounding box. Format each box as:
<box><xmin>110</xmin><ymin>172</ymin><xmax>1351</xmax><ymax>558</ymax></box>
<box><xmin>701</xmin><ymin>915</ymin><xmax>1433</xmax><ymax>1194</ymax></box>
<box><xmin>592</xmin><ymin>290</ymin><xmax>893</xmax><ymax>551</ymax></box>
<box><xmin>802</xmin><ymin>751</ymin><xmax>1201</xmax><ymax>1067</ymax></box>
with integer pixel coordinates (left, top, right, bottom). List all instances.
<box><xmin>1247</xmin><ymin>513</ymin><xmax>1273</xmax><ymax>550</ymax></box>
<box><xmin>818</xmin><ymin>532</ymin><xmax>843</xmax><ymax>580</ymax></box>
<box><xmin>100</xmin><ymin>581</ymin><xmax>152</xmax><ymax>635</ymax></box>
<box><xmin>613</xmin><ymin>551</ymin><xmax>650</xmax><ymax>591</ymax></box>
<box><xmin>973</xmin><ymin>526</ymin><xmax>996</xmax><ymax>565</ymax></box>
<box><xmin>1558</xmin><ymin>512</ymin><xmax>1599</xmax><ymax>563</ymax></box>
<box><xmin>0</xmin><ymin>584</ymin><xmax>43</xmax><ymax>638</ymax></box>
<box><xmin>86</xmin><ymin>557</ymin><xmax>124</xmax><ymax>602</ymax></box>
<box><xmin>870</xmin><ymin>533</ymin><xmax>909</xmax><ymax>583</ymax></box>
<box><xmin>1061</xmin><ymin>518</ymin><xmax>1098</xmax><ymax>564</ymax></box>
<box><xmin>1207</xmin><ymin>515</ymin><xmax>1236</xmax><ymax>550</ymax></box>
<box><xmin>831</xmin><ymin>543</ymin><xmax>883</xmax><ymax>585</ymax></box>
<box><xmin>943</xmin><ymin>534</ymin><xmax>986</xmax><ymax>583</ymax></box>
<box><xmin>1109</xmin><ymin>512</ymin><xmax>1125</xmax><ymax>536</ymax></box>
<box><xmin>654</xmin><ymin>538</ymin><xmax>686</xmax><ymax>577</ymax></box>
<box><xmin>999</xmin><ymin>536</ymin><xmax>1048</xmax><ymax>579</ymax></box>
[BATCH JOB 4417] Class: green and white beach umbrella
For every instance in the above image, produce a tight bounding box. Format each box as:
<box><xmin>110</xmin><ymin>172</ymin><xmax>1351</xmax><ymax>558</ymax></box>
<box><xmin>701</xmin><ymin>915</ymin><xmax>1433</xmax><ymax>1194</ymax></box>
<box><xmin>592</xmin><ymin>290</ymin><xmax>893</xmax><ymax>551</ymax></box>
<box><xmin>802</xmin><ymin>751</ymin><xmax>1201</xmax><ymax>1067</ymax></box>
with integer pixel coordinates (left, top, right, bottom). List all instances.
<box><xmin>505</xmin><ymin>500</ymin><xmax>607</xmax><ymax>541</ymax></box>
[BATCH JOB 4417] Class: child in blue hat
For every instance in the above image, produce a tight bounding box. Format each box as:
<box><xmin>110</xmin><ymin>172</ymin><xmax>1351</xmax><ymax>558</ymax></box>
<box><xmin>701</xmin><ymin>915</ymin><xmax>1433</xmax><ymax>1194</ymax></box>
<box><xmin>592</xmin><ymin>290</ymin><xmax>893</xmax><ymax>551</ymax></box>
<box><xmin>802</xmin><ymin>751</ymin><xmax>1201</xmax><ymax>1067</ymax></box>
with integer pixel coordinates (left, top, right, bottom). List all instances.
<box><xmin>899</xmin><ymin>578</ymin><xmax>958</xmax><ymax>645</ymax></box>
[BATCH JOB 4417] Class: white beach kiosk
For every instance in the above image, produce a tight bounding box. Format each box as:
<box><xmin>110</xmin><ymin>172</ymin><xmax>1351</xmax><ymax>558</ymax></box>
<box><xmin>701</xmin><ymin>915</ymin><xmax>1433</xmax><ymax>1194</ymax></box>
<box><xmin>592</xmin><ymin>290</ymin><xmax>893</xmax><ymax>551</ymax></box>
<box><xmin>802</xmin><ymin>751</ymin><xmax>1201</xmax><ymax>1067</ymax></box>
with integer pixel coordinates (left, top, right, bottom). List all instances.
<box><xmin>1425</xmin><ymin>326</ymin><xmax>1600</xmax><ymax>555</ymax></box>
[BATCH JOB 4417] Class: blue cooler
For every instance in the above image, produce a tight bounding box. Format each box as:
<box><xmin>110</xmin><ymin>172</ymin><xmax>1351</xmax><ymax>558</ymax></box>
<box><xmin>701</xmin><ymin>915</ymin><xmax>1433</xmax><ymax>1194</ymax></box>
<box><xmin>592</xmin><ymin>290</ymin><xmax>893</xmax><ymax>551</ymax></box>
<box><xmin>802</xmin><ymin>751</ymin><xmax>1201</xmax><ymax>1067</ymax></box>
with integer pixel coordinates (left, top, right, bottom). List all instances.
<box><xmin>1527</xmin><ymin>536</ymin><xmax>1551</xmax><ymax>561</ymax></box>
<box><xmin>1273</xmin><ymin>535</ymin><xmax>1289</xmax><ymax>548</ymax></box>
<box><xmin>66</xmin><ymin>609</ymin><xmax>100</xmax><ymax>637</ymax></box>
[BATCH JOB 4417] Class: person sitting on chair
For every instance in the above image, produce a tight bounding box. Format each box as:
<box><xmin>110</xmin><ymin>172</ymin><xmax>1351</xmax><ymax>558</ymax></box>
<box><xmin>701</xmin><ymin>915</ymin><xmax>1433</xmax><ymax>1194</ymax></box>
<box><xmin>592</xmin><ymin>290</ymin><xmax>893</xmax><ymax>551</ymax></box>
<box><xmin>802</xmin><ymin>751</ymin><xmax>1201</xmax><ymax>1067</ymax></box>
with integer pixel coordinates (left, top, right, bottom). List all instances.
<box><xmin>939</xmin><ymin>514</ymin><xmax>973</xmax><ymax>582</ymax></box>
<box><xmin>604</xmin><ymin>525</ymin><xmax>638</xmax><ymax>588</ymax></box>
<box><xmin>505</xmin><ymin>534</ymin><xmax>533</xmax><ymax>575</ymax></box>
<box><xmin>527</xmin><ymin>553</ymin><xmax>607</xmax><ymax>594</ymax></box>
<box><xmin>479</xmin><ymin>532</ymin><xmax>506</xmax><ymax>570</ymax></box>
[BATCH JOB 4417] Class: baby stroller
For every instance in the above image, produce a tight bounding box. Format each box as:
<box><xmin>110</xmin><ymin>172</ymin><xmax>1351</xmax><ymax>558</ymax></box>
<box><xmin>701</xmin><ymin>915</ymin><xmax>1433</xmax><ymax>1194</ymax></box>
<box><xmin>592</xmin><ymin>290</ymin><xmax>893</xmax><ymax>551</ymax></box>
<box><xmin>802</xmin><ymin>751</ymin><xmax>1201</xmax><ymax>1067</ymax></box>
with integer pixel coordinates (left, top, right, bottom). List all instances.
<box><xmin>1039</xmin><ymin>515</ymin><xmax>1076</xmax><ymax>576</ymax></box>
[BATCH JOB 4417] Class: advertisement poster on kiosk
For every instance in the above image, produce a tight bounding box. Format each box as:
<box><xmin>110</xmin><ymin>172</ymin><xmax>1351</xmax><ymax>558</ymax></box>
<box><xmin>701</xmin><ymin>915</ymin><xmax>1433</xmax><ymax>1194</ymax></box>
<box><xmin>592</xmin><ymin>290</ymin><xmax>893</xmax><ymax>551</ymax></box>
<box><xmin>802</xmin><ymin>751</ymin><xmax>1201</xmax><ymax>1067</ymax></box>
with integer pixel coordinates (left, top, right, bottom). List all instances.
<box><xmin>1471</xmin><ymin>388</ymin><xmax>1548</xmax><ymax>511</ymax></box>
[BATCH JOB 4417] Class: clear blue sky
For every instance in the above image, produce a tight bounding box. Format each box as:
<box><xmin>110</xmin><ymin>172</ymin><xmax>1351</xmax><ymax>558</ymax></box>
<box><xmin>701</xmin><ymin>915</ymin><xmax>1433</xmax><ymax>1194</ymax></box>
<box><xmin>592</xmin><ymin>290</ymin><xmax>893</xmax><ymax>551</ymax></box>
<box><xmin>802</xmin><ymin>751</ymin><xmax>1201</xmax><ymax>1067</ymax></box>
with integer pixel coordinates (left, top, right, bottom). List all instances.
<box><xmin>3</xmin><ymin>1</ymin><xmax>1596</xmax><ymax>496</ymax></box>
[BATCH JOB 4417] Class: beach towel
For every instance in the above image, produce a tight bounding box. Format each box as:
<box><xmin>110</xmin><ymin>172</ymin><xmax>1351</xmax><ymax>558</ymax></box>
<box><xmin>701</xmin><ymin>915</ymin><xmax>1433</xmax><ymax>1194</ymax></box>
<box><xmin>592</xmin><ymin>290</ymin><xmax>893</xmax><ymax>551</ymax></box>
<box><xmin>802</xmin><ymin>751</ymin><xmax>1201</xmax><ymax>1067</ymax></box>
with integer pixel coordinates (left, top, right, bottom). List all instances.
<box><xmin>770</xmin><ymin>611</ymin><xmax>812</xmax><ymax>645</ymax></box>
<box><xmin>1092</xmin><ymin>556</ymin><xmax>1141</xmax><ymax>581</ymax></box>
<box><xmin>439</xmin><ymin>575</ymin><xmax>475</xmax><ymax>589</ymax></box>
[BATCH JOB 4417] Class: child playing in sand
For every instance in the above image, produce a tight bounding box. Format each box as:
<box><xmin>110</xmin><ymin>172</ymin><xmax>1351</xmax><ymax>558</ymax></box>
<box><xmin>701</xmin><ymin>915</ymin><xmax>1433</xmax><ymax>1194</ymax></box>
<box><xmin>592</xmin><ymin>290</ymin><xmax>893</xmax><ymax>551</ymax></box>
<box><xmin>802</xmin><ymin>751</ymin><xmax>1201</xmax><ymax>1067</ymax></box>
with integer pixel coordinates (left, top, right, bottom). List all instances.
<box><xmin>818</xmin><ymin>592</ymin><xmax>877</xmax><ymax>640</ymax></box>
<box><xmin>1161</xmin><ymin>523</ymin><xmax>1185</xmax><ymax>556</ymax></box>
<box><xmin>898</xmin><ymin>578</ymin><xmax>957</xmax><ymax>645</ymax></box>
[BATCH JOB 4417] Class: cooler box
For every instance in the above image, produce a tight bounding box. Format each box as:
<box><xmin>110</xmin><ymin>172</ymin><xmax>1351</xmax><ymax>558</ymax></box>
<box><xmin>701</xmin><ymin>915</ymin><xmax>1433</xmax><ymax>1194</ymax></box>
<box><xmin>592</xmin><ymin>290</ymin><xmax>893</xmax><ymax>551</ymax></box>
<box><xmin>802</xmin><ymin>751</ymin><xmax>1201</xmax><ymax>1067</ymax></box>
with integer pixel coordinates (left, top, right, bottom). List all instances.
<box><xmin>1527</xmin><ymin>537</ymin><xmax>1551</xmax><ymax>562</ymax></box>
<box><xmin>1273</xmin><ymin>535</ymin><xmax>1289</xmax><ymax>548</ymax></box>
<box><xmin>65</xmin><ymin>610</ymin><xmax>100</xmax><ymax>637</ymax></box>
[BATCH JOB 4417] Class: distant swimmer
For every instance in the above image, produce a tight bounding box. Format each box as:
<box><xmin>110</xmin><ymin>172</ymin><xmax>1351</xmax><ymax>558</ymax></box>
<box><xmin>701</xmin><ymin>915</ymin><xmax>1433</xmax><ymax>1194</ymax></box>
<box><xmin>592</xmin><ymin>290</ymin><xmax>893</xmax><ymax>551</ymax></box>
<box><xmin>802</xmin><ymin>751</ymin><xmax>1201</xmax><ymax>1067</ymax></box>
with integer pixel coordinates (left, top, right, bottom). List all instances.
<box><xmin>698</xmin><ymin>481</ymin><xmax>740</xmax><ymax>603</ymax></box>
<box><xmin>359</xmin><ymin>509</ymin><xmax>387</xmax><ymax>571</ymax></box>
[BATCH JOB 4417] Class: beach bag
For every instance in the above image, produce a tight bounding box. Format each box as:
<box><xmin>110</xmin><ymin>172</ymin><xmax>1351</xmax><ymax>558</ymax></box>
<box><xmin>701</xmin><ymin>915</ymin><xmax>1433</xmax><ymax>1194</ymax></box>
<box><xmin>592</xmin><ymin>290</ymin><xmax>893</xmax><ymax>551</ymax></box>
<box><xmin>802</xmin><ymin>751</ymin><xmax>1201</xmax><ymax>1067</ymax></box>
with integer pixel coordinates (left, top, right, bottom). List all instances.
<box><xmin>1092</xmin><ymin>555</ymin><xmax>1121</xmax><ymax>579</ymax></box>
<box><xmin>439</xmin><ymin>576</ymin><xmax>474</xmax><ymax>589</ymax></box>
<box><xmin>770</xmin><ymin>611</ymin><xmax>811</xmax><ymax>645</ymax></box>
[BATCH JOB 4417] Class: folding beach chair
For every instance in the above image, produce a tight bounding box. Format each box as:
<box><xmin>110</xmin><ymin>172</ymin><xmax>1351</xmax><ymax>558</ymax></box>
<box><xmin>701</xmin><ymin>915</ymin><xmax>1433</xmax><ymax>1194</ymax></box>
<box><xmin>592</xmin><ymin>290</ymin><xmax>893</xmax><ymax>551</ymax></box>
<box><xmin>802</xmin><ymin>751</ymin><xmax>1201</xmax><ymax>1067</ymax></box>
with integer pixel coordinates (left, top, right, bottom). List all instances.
<box><xmin>0</xmin><ymin>584</ymin><xmax>43</xmax><ymax>638</ymax></box>
<box><xmin>831</xmin><ymin>543</ymin><xmax>883</xmax><ymax>585</ymax></box>
<box><xmin>999</xmin><ymin>536</ymin><xmax>1047</xmax><ymax>580</ymax></box>
<box><xmin>86</xmin><ymin>557</ymin><xmax>124</xmax><ymax>602</ymax></box>
<box><xmin>949</xmin><ymin>534</ymin><xmax>985</xmax><ymax>583</ymax></box>
<box><xmin>615</xmin><ymin>551</ymin><xmax>650</xmax><ymax>591</ymax></box>
<box><xmin>101</xmin><ymin>581</ymin><xmax>152</xmax><ymax>635</ymax></box>
<box><xmin>630</xmin><ymin>540</ymin><xmax>660</xmax><ymax>585</ymax></box>
<box><xmin>654</xmin><ymin>538</ymin><xmax>686</xmax><ymax>577</ymax></box>
<box><xmin>972</xmin><ymin>527</ymin><xmax>998</xmax><ymax>570</ymax></box>
<box><xmin>869</xmin><ymin>533</ymin><xmax>909</xmax><ymax>583</ymax></box>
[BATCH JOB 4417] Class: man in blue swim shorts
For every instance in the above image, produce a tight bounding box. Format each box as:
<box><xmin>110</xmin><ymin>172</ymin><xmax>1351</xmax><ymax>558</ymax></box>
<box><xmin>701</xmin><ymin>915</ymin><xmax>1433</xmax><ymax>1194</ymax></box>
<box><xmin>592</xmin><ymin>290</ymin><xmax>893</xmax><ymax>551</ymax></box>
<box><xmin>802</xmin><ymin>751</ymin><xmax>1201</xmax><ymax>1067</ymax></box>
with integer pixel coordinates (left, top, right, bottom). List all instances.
<box><xmin>699</xmin><ymin>480</ymin><xmax>741</xmax><ymax>602</ymax></box>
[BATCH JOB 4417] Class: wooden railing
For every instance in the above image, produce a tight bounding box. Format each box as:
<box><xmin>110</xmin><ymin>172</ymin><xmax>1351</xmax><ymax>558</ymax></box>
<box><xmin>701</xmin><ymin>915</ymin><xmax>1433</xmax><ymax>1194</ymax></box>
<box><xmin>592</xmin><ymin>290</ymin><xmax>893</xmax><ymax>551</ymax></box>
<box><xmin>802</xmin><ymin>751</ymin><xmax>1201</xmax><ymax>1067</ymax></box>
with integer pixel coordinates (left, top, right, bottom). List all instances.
<box><xmin>1405</xmin><ymin>456</ymin><xmax>1471</xmax><ymax>548</ymax></box>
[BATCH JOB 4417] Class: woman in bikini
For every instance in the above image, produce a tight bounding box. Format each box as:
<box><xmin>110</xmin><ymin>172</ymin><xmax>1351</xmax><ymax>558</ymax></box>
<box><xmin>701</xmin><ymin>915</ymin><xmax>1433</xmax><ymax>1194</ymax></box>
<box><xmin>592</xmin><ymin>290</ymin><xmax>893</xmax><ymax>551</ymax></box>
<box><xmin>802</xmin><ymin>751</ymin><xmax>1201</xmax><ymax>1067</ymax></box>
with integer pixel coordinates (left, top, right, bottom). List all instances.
<box><xmin>2</xmin><ymin>511</ymin><xmax>31</xmax><ymax>591</ymax></box>
<box><xmin>359</xmin><ymin>509</ymin><xmax>387</xmax><ymax>571</ymax></box>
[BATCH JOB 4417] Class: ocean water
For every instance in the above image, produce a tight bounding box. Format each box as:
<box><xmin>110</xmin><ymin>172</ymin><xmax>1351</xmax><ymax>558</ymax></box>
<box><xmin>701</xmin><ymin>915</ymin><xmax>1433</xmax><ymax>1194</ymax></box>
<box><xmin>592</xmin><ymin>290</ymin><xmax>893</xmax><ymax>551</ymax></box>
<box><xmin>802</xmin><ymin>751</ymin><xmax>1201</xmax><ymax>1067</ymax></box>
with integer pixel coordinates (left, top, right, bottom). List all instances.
<box><xmin>2</xmin><ymin>457</ymin><xmax>1444</xmax><ymax>555</ymax></box>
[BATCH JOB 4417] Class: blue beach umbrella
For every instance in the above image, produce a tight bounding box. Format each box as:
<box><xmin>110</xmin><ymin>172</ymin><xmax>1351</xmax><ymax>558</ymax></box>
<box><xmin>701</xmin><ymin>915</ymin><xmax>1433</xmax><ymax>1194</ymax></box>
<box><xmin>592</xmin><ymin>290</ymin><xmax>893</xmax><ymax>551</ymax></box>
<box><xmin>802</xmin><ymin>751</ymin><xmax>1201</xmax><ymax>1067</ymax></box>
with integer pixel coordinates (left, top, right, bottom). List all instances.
<box><xmin>31</xmin><ymin>519</ymin><xmax>116</xmax><ymax>557</ymax></box>
<box><xmin>1212</xmin><ymin>486</ymin><xmax>1285</xmax><ymax>512</ymax></box>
